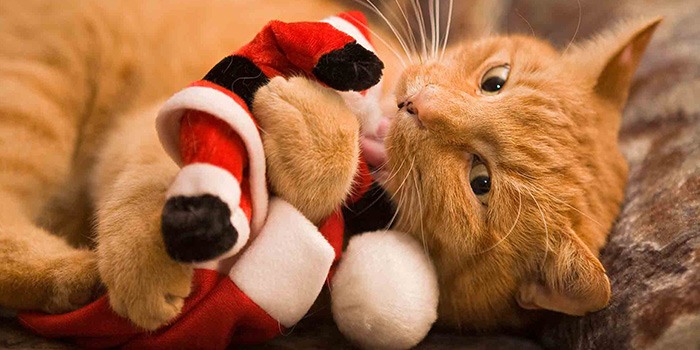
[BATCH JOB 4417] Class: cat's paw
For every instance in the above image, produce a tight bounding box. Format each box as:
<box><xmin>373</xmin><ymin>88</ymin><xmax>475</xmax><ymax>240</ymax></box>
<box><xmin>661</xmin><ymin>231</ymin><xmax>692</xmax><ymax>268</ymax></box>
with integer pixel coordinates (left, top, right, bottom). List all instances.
<box><xmin>106</xmin><ymin>267</ymin><xmax>192</xmax><ymax>330</ymax></box>
<box><xmin>101</xmin><ymin>255</ymin><xmax>193</xmax><ymax>331</ymax></box>
<box><xmin>43</xmin><ymin>250</ymin><xmax>102</xmax><ymax>313</ymax></box>
<box><xmin>253</xmin><ymin>76</ymin><xmax>360</xmax><ymax>224</ymax></box>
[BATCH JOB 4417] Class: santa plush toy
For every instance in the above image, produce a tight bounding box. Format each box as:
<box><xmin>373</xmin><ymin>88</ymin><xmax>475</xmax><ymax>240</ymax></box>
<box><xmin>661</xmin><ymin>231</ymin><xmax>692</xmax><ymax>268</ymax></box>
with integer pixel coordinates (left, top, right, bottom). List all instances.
<box><xmin>19</xmin><ymin>12</ymin><xmax>438</xmax><ymax>350</ymax></box>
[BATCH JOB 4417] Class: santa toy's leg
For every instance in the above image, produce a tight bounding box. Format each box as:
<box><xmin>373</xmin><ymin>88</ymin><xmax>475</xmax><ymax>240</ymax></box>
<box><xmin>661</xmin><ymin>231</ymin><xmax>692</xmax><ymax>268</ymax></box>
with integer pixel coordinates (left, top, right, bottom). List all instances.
<box><xmin>331</xmin><ymin>230</ymin><xmax>439</xmax><ymax>350</ymax></box>
<box><xmin>161</xmin><ymin>110</ymin><xmax>251</xmax><ymax>263</ymax></box>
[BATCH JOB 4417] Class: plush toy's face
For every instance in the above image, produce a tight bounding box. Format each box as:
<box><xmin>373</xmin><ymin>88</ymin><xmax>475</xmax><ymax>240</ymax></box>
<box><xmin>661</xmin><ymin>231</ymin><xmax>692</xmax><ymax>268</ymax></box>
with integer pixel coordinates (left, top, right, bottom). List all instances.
<box><xmin>380</xmin><ymin>19</ymin><xmax>660</xmax><ymax>328</ymax></box>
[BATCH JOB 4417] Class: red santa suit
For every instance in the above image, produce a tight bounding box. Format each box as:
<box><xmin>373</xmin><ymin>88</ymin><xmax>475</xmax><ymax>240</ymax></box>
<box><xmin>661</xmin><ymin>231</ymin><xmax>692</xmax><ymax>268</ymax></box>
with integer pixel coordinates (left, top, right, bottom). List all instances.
<box><xmin>18</xmin><ymin>11</ymin><xmax>385</xmax><ymax>349</ymax></box>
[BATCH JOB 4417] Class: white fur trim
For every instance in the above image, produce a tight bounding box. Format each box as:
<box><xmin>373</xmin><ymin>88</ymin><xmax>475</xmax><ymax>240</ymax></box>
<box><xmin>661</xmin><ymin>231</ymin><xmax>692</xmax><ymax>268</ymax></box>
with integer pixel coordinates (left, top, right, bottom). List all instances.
<box><xmin>339</xmin><ymin>85</ymin><xmax>383</xmax><ymax>137</ymax></box>
<box><xmin>166</xmin><ymin>163</ymin><xmax>241</xmax><ymax>208</ymax></box>
<box><xmin>229</xmin><ymin>198</ymin><xmax>334</xmax><ymax>327</ymax></box>
<box><xmin>156</xmin><ymin>86</ymin><xmax>268</xmax><ymax>233</ymax></box>
<box><xmin>322</xmin><ymin>16</ymin><xmax>374</xmax><ymax>52</ymax></box>
<box><xmin>331</xmin><ymin>230</ymin><xmax>439</xmax><ymax>350</ymax></box>
<box><xmin>215</xmin><ymin>208</ymin><xmax>250</xmax><ymax>261</ymax></box>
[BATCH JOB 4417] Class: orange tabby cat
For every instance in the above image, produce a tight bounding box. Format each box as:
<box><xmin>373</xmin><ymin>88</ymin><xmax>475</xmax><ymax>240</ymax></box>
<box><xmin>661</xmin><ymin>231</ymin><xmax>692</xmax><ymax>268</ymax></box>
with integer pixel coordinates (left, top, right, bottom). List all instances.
<box><xmin>0</xmin><ymin>0</ymin><xmax>660</xmax><ymax>336</ymax></box>
<box><xmin>382</xmin><ymin>18</ymin><xmax>661</xmax><ymax>329</ymax></box>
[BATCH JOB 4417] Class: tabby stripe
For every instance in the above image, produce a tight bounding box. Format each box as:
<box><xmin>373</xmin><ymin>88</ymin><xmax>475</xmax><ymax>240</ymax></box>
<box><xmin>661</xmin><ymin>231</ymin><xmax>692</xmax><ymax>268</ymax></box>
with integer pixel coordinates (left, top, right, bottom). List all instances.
<box><xmin>202</xmin><ymin>55</ymin><xmax>270</xmax><ymax>111</ymax></box>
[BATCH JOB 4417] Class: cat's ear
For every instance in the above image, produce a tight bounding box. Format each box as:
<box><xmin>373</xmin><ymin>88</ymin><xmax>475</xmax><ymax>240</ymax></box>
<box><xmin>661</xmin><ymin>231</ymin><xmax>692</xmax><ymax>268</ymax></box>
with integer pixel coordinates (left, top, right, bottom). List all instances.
<box><xmin>517</xmin><ymin>228</ymin><xmax>611</xmax><ymax>316</ymax></box>
<box><xmin>568</xmin><ymin>17</ymin><xmax>662</xmax><ymax>110</ymax></box>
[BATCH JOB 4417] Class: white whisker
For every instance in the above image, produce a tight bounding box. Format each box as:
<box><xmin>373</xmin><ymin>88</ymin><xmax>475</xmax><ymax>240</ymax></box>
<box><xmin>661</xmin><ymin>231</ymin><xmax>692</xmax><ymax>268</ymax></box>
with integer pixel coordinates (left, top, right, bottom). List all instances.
<box><xmin>428</xmin><ymin>0</ymin><xmax>437</xmax><ymax>59</ymax></box>
<box><xmin>409</xmin><ymin>0</ymin><xmax>428</xmax><ymax>60</ymax></box>
<box><xmin>387</xmin><ymin>156</ymin><xmax>415</xmax><ymax>204</ymax></box>
<box><xmin>515</xmin><ymin>9</ymin><xmax>535</xmax><ymax>37</ymax></box>
<box><xmin>342</xmin><ymin>12</ymin><xmax>408</xmax><ymax>67</ymax></box>
<box><xmin>526</xmin><ymin>181</ymin><xmax>605</xmax><ymax>228</ymax></box>
<box><xmin>411</xmin><ymin>167</ymin><xmax>428</xmax><ymax>255</ymax></box>
<box><xmin>354</xmin><ymin>1</ymin><xmax>414</xmax><ymax>64</ymax></box>
<box><xmin>511</xmin><ymin>171</ymin><xmax>605</xmax><ymax>228</ymax></box>
<box><xmin>394</xmin><ymin>0</ymin><xmax>419</xmax><ymax>59</ymax></box>
<box><xmin>385</xmin><ymin>188</ymin><xmax>405</xmax><ymax>230</ymax></box>
<box><xmin>563</xmin><ymin>0</ymin><xmax>582</xmax><ymax>54</ymax></box>
<box><xmin>381</xmin><ymin>156</ymin><xmax>407</xmax><ymax>187</ymax></box>
<box><xmin>385</xmin><ymin>156</ymin><xmax>415</xmax><ymax>230</ymax></box>
<box><xmin>440</xmin><ymin>0</ymin><xmax>454</xmax><ymax>60</ymax></box>
<box><xmin>474</xmin><ymin>187</ymin><xmax>522</xmax><ymax>255</ymax></box>
<box><xmin>354</xmin><ymin>157</ymin><xmax>409</xmax><ymax>216</ymax></box>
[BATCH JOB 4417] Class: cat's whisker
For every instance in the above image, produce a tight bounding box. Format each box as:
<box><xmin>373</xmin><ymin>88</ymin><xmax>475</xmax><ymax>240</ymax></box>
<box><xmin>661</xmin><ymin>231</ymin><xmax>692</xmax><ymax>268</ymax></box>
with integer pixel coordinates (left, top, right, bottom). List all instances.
<box><xmin>428</xmin><ymin>0</ymin><xmax>437</xmax><ymax>59</ymax></box>
<box><xmin>352</xmin><ymin>157</ymin><xmax>410</xmax><ymax>216</ymax></box>
<box><xmin>343</xmin><ymin>8</ymin><xmax>408</xmax><ymax>67</ymax></box>
<box><xmin>386</xmin><ymin>156</ymin><xmax>414</xmax><ymax>204</ymax></box>
<box><xmin>562</xmin><ymin>0</ymin><xmax>582</xmax><ymax>55</ymax></box>
<box><xmin>411</xmin><ymin>166</ymin><xmax>429</xmax><ymax>255</ymax></box>
<box><xmin>473</xmin><ymin>186</ymin><xmax>522</xmax><ymax>255</ymax></box>
<box><xmin>380</xmin><ymin>155</ymin><xmax>407</xmax><ymax>185</ymax></box>
<box><xmin>527</xmin><ymin>188</ymin><xmax>550</xmax><ymax>270</ymax></box>
<box><xmin>440</xmin><ymin>0</ymin><xmax>454</xmax><ymax>60</ymax></box>
<box><xmin>433</xmin><ymin>0</ymin><xmax>439</xmax><ymax>59</ymax></box>
<box><xmin>384</xmin><ymin>156</ymin><xmax>415</xmax><ymax>230</ymax></box>
<box><xmin>354</xmin><ymin>1</ymin><xmax>414</xmax><ymax>64</ymax></box>
<box><xmin>515</xmin><ymin>9</ymin><xmax>535</xmax><ymax>37</ymax></box>
<box><xmin>511</xmin><ymin>172</ymin><xmax>605</xmax><ymax>228</ymax></box>
<box><xmin>381</xmin><ymin>0</ymin><xmax>422</xmax><ymax>59</ymax></box>
<box><xmin>394</xmin><ymin>0</ymin><xmax>420</xmax><ymax>61</ymax></box>
<box><xmin>385</xmin><ymin>180</ymin><xmax>407</xmax><ymax>230</ymax></box>
<box><xmin>527</xmin><ymin>181</ymin><xmax>605</xmax><ymax>228</ymax></box>
<box><xmin>409</xmin><ymin>0</ymin><xmax>428</xmax><ymax>61</ymax></box>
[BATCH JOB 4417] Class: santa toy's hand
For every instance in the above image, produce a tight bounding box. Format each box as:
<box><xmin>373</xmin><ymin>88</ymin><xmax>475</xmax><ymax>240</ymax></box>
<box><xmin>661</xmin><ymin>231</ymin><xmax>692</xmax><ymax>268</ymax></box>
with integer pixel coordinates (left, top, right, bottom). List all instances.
<box><xmin>331</xmin><ymin>230</ymin><xmax>439</xmax><ymax>350</ymax></box>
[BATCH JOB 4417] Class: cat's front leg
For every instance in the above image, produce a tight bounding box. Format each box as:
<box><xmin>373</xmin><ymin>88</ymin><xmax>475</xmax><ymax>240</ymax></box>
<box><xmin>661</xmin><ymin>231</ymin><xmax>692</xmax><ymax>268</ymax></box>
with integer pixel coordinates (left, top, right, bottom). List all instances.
<box><xmin>253</xmin><ymin>76</ymin><xmax>360</xmax><ymax>224</ymax></box>
<box><xmin>93</xmin><ymin>107</ymin><xmax>193</xmax><ymax>330</ymax></box>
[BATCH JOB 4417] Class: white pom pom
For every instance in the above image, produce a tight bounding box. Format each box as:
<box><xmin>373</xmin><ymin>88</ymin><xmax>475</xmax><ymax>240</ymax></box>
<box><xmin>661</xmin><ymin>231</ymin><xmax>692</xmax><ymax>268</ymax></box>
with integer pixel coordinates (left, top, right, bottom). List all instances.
<box><xmin>331</xmin><ymin>230</ymin><xmax>439</xmax><ymax>350</ymax></box>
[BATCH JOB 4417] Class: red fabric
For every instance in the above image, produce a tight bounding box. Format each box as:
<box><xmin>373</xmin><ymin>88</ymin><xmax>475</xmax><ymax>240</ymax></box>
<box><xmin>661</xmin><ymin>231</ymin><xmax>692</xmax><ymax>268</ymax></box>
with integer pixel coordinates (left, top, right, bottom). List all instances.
<box><xmin>18</xmin><ymin>270</ymin><xmax>281</xmax><ymax>349</ymax></box>
<box><xmin>180</xmin><ymin>111</ymin><xmax>248</xmax><ymax>181</ymax></box>
<box><xmin>237</xmin><ymin>21</ymin><xmax>355</xmax><ymax>79</ymax></box>
<box><xmin>180</xmin><ymin>110</ymin><xmax>253</xmax><ymax>220</ymax></box>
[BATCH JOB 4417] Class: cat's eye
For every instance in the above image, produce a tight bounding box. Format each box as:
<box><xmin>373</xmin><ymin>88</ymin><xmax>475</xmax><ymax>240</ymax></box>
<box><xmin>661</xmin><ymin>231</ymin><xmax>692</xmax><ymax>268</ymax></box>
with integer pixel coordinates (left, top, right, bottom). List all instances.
<box><xmin>480</xmin><ymin>64</ymin><xmax>510</xmax><ymax>95</ymax></box>
<box><xmin>469</xmin><ymin>157</ymin><xmax>491</xmax><ymax>204</ymax></box>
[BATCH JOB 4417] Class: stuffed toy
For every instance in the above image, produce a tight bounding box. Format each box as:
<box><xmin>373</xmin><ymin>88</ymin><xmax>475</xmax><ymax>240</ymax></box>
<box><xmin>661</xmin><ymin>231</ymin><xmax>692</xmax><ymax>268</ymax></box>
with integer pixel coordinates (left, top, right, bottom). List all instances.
<box><xmin>18</xmin><ymin>11</ymin><xmax>438</xmax><ymax>350</ymax></box>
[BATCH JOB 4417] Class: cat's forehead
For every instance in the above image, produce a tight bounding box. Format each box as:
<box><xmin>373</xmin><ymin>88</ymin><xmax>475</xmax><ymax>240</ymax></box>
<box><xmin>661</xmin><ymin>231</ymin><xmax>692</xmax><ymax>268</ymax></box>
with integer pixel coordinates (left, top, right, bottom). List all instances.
<box><xmin>449</xmin><ymin>36</ymin><xmax>559</xmax><ymax>68</ymax></box>
<box><xmin>396</xmin><ymin>35</ymin><xmax>562</xmax><ymax>98</ymax></box>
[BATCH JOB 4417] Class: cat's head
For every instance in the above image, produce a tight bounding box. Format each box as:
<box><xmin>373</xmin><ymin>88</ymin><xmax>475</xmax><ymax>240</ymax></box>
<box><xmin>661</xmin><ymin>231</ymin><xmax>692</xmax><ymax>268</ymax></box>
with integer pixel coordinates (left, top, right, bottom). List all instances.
<box><xmin>382</xmin><ymin>18</ymin><xmax>661</xmax><ymax>327</ymax></box>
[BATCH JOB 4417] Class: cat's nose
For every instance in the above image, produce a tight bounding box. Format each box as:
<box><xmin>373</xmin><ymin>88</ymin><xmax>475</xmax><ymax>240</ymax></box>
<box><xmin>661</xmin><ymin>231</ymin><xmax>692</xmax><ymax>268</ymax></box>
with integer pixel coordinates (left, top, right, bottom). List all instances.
<box><xmin>404</xmin><ymin>101</ymin><xmax>418</xmax><ymax>115</ymax></box>
<box><xmin>403</xmin><ymin>85</ymin><xmax>438</xmax><ymax>128</ymax></box>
